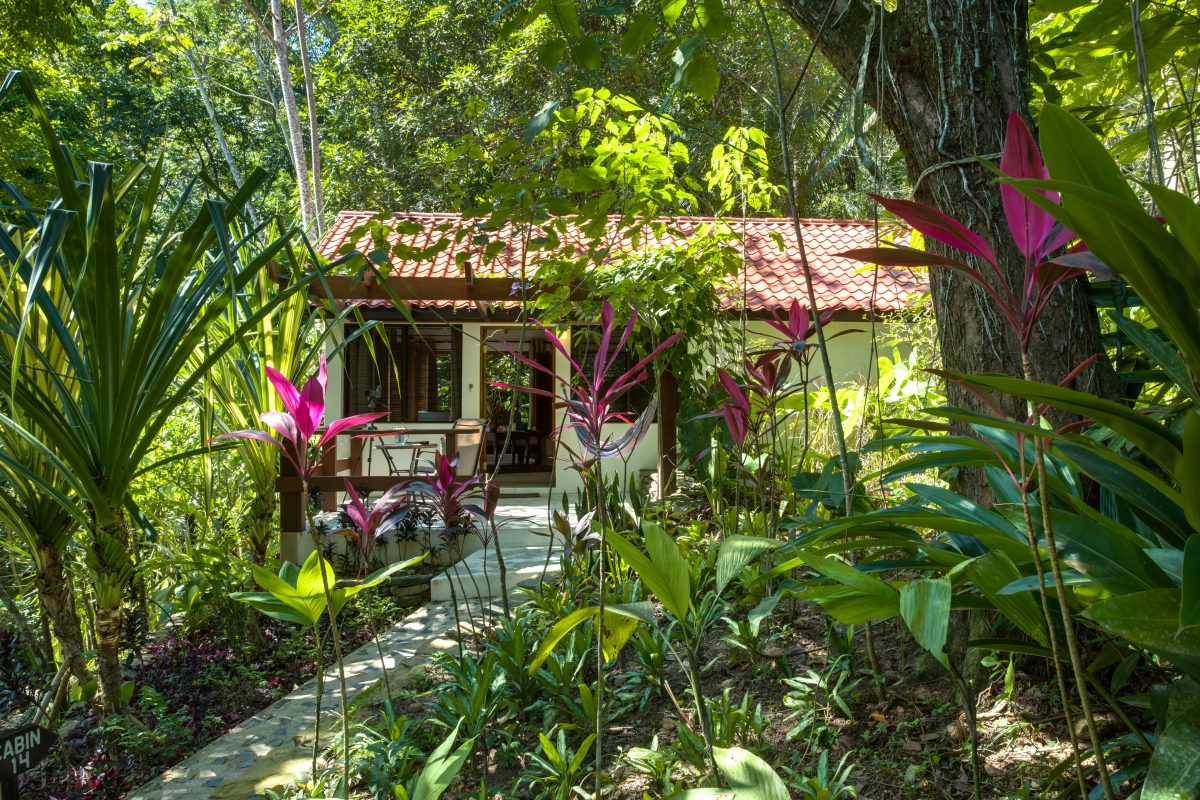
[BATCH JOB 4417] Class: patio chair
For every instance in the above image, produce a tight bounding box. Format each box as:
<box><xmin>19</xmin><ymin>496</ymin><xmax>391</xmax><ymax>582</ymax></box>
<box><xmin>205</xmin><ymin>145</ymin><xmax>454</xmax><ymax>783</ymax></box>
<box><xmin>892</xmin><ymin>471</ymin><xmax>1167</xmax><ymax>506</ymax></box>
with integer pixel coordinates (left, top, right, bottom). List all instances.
<box><xmin>452</xmin><ymin>418</ymin><xmax>488</xmax><ymax>481</ymax></box>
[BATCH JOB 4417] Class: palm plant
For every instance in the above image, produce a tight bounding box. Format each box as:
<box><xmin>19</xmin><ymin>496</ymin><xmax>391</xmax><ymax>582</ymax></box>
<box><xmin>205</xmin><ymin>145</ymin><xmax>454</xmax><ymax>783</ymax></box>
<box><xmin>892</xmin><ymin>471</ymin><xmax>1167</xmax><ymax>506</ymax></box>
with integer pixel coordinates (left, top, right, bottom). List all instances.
<box><xmin>199</xmin><ymin>263</ymin><xmax>376</xmax><ymax>570</ymax></box>
<box><xmin>0</xmin><ymin>70</ymin><xmax>317</xmax><ymax>713</ymax></box>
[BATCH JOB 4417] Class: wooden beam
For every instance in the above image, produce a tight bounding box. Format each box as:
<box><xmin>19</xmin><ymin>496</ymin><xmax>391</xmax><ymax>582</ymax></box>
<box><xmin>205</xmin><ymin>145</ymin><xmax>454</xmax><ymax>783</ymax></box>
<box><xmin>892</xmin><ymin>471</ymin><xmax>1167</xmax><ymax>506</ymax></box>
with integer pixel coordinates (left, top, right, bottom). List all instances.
<box><xmin>308</xmin><ymin>275</ymin><xmax>588</xmax><ymax>303</ymax></box>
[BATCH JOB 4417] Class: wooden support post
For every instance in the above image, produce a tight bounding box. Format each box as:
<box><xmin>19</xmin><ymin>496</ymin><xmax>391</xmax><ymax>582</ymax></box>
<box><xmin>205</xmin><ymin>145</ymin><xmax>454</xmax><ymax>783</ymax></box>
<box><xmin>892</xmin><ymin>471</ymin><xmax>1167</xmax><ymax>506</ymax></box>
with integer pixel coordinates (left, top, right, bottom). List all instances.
<box><xmin>278</xmin><ymin>455</ymin><xmax>305</xmax><ymax>565</ymax></box>
<box><xmin>658</xmin><ymin>369</ymin><xmax>679</xmax><ymax>497</ymax></box>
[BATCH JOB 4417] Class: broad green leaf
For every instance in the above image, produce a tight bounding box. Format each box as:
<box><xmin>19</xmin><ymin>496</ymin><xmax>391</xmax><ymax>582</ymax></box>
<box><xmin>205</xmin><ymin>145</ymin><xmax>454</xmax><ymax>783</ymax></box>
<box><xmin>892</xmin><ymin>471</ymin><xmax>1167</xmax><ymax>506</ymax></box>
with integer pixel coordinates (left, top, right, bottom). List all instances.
<box><xmin>686</xmin><ymin>50</ymin><xmax>719</xmax><ymax>101</ymax></box>
<box><xmin>610</xmin><ymin>524</ymin><xmax>692</xmax><ymax>621</ymax></box>
<box><xmin>528</xmin><ymin>603</ymin><xmax>649</xmax><ymax>673</ymax></box>
<box><xmin>620</xmin><ymin>15</ymin><xmax>656</xmax><ymax>55</ymax></box>
<box><xmin>229</xmin><ymin>591</ymin><xmax>310</xmax><ymax>627</ymax></box>
<box><xmin>410</xmin><ymin>720</ymin><xmax>474</xmax><ymax>800</ymax></box>
<box><xmin>715</xmin><ymin>535</ymin><xmax>779</xmax><ymax>593</ymax></box>
<box><xmin>1109</xmin><ymin>314</ymin><xmax>1198</xmax><ymax>405</ymax></box>
<box><xmin>800</xmin><ymin>549</ymin><xmax>900</xmax><ymax>612</ymax></box>
<box><xmin>1184</xmin><ymin>412</ymin><xmax>1200</xmax><ymax>534</ymax></box>
<box><xmin>573</xmin><ymin>37</ymin><xmax>602</xmax><ymax>70</ymax></box>
<box><xmin>1183</xmin><ymin>537</ymin><xmax>1200</xmax><ymax>632</ymax></box>
<box><xmin>529</xmin><ymin>607</ymin><xmax>598</xmax><ymax>673</ymax></box>
<box><xmin>693</xmin><ymin>0</ymin><xmax>732</xmax><ymax>39</ymax></box>
<box><xmin>662</xmin><ymin>0</ymin><xmax>686</xmax><ymax>25</ymax></box>
<box><xmin>954</xmin><ymin>372</ymin><xmax>1185</xmax><ymax>480</ymax></box>
<box><xmin>525</xmin><ymin>100</ymin><xmax>560</xmax><ymax>144</ymax></box>
<box><xmin>1141</xmin><ymin>677</ymin><xmax>1200</xmax><ymax>800</ymax></box>
<box><xmin>601</xmin><ymin>612</ymin><xmax>639</xmax><ymax>664</ymax></box>
<box><xmin>1040</xmin><ymin>507</ymin><xmax>1174</xmax><ymax>595</ymax></box>
<box><xmin>965</xmin><ymin>551</ymin><xmax>1048</xmax><ymax>646</ymax></box>
<box><xmin>536</xmin><ymin>37</ymin><xmax>568</xmax><ymax>70</ymax></box>
<box><xmin>900</xmin><ymin>576</ymin><xmax>952</xmax><ymax>667</ymax></box>
<box><xmin>678</xmin><ymin>746</ymin><xmax>789</xmax><ymax>800</ymax></box>
<box><xmin>1083</xmin><ymin>589</ymin><xmax>1200</xmax><ymax>681</ymax></box>
<box><xmin>795</xmin><ymin>584</ymin><xmax>899</xmax><ymax>625</ymax></box>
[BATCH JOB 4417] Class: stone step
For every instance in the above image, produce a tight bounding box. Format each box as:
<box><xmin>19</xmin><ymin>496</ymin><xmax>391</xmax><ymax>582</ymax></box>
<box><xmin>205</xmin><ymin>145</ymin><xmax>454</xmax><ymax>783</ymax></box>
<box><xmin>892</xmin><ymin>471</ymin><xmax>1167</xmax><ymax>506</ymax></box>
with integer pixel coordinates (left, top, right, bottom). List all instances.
<box><xmin>430</xmin><ymin>544</ymin><xmax>563</xmax><ymax>601</ymax></box>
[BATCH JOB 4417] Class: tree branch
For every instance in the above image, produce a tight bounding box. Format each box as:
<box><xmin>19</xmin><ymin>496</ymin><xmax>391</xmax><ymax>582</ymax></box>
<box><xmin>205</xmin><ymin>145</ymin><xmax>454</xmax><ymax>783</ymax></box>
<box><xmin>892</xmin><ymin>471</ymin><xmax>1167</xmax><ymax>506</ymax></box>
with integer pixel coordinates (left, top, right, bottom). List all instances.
<box><xmin>239</xmin><ymin>0</ymin><xmax>272</xmax><ymax>39</ymax></box>
<box><xmin>776</xmin><ymin>0</ymin><xmax>888</xmax><ymax>109</ymax></box>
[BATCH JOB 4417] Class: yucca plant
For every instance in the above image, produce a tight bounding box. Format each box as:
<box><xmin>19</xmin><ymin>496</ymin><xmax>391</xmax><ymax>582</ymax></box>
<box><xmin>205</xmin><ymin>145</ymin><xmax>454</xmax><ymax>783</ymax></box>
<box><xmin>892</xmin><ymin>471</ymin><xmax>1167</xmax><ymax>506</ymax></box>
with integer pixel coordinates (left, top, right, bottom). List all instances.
<box><xmin>0</xmin><ymin>70</ymin><xmax>318</xmax><ymax>713</ymax></box>
<box><xmin>0</xmin><ymin>230</ymin><xmax>90</xmax><ymax>691</ymax></box>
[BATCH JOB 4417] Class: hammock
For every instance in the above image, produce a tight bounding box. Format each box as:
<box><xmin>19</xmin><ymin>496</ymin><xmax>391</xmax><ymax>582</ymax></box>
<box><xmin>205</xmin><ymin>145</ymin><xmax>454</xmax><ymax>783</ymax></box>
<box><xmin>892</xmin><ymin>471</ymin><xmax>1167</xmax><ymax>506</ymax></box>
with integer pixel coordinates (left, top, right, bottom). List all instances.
<box><xmin>567</xmin><ymin>392</ymin><xmax>659</xmax><ymax>459</ymax></box>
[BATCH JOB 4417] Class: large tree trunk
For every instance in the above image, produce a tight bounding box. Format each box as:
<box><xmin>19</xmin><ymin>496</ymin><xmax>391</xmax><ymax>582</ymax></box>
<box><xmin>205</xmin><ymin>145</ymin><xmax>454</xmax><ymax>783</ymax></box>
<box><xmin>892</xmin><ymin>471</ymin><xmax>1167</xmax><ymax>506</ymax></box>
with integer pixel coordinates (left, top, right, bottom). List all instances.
<box><xmin>35</xmin><ymin>544</ymin><xmax>91</xmax><ymax>686</ymax></box>
<box><xmin>293</xmin><ymin>0</ymin><xmax>325</xmax><ymax>235</ymax></box>
<box><xmin>778</xmin><ymin>0</ymin><xmax>1119</xmax><ymax>500</ymax></box>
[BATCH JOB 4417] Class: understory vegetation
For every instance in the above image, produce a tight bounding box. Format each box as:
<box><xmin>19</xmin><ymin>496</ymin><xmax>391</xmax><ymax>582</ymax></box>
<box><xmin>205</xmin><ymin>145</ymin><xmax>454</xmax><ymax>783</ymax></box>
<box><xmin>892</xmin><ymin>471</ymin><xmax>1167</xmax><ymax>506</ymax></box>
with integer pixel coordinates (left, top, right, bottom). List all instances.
<box><xmin>2</xmin><ymin>1</ymin><xmax>1200</xmax><ymax>799</ymax></box>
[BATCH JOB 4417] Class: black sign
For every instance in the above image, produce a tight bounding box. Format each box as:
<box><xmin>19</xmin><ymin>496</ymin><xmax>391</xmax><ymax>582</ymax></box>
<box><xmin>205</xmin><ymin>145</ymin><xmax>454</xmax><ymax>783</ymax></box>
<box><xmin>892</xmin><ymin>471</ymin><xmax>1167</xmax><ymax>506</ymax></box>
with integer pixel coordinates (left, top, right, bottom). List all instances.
<box><xmin>0</xmin><ymin>724</ymin><xmax>57</xmax><ymax>783</ymax></box>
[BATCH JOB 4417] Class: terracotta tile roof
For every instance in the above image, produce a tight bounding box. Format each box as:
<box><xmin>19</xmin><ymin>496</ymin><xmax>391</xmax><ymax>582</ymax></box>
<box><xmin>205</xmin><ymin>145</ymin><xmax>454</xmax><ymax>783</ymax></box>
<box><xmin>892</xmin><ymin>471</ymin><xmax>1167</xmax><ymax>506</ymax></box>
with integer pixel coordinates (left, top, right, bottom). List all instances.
<box><xmin>316</xmin><ymin>211</ymin><xmax>927</xmax><ymax>314</ymax></box>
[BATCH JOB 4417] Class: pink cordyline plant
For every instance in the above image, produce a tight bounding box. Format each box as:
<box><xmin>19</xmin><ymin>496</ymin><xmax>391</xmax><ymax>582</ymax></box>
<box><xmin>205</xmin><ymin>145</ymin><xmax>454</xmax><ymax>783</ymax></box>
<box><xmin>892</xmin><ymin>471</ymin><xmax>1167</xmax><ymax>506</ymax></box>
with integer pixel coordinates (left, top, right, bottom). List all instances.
<box><xmin>841</xmin><ymin>112</ymin><xmax>1112</xmax><ymax>348</ymax></box>
<box><xmin>410</xmin><ymin>451</ymin><xmax>481</xmax><ymax>530</ymax></box>
<box><xmin>215</xmin><ymin>354</ymin><xmax>386</xmax><ymax>481</ymax></box>
<box><xmin>491</xmin><ymin>300</ymin><xmax>681</xmax><ymax>461</ymax></box>
<box><xmin>214</xmin><ymin>353</ymin><xmax>386</xmax><ymax>796</ymax></box>
<box><xmin>764</xmin><ymin>298</ymin><xmax>834</xmax><ymax>355</ymax></box>
<box><xmin>340</xmin><ymin>478</ymin><xmax>412</xmax><ymax>570</ymax></box>
<box><xmin>713</xmin><ymin>299</ymin><xmax>829</xmax><ymax>446</ymax></box>
<box><xmin>715</xmin><ymin>368</ymin><xmax>751</xmax><ymax>446</ymax></box>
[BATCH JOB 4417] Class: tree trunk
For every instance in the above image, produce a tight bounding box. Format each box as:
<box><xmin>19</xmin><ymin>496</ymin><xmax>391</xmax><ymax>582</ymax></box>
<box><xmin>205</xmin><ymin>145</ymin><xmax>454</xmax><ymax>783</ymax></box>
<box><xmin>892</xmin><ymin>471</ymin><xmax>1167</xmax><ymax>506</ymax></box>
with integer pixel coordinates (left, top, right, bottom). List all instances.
<box><xmin>90</xmin><ymin>514</ymin><xmax>131</xmax><ymax>714</ymax></box>
<box><xmin>182</xmin><ymin>46</ymin><xmax>262</xmax><ymax>229</ymax></box>
<box><xmin>293</xmin><ymin>0</ymin><xmax>325</xmax><ymax>235</ymax></box>
<box><xmin>248</xmin><ymin>487</ymin><xmax>277</xmax><ymax>565</ymax></box>
<box><xmin>778</xmin><ymin>0</ymin><xmax>1120</xmax><ymax>501</ymax></box>
<box><xmin>94</xmin><ymin>604</ymin><xmax>123</xmax><ymax>713</ymax></box>
<box><xmin>35</xmin><ymin>544</ymin><xmax>92</xmax><ymax>686</ymax></box>
<box><xmin>268</xmin><ymin>0</ymin><xmax>316</xmax><ymax>233</ymax></box>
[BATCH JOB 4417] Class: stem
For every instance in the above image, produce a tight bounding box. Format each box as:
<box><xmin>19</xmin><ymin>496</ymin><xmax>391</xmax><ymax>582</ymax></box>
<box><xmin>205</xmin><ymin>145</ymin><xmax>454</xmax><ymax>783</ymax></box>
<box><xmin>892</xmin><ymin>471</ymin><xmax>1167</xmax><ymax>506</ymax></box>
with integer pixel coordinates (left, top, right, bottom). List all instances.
<box><xmin>1021</xmin><ymin>353</ymin><xmax>1114</xmax><ymax>800</ymax></box>
<box><xmin>1016</xmin><ymin>444</ymin><xmax>1086</xmax><ymax>800</ymax></box>
<box><xmin>593</xmin><ymin>458</ymin><xmax>606</xmax><ymax>798</ymax></box>
<box><xmin>311</xmin><ymin>622</ymin><xmax>323</xmax><ymax>779</ymax></box>
<box><xmin>304</xmin><ymin>487</ymin><xmax>353</xmax><ymax>797</ymax></box>
<box><xmin>756</xmin><ymin>0</ymin><xmax>883</xmax><ymax>691</ymax></box>
<box><xmin>492</xmin><ymin>525</ymin><xmax>510</xmax><ymax>617</ymax></box>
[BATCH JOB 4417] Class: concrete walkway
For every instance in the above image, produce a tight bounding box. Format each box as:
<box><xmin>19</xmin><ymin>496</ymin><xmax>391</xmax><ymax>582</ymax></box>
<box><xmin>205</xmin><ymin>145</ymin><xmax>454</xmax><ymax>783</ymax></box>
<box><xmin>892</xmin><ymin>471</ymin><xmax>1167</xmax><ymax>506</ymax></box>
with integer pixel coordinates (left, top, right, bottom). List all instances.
<box><xmin>126</xmin><ymin>493</ymin><xmax>569</xmax><ymax>800</ymax></box>
<box><xmin>127</xmin><ymin>600</ymin><xmax>470</xmax><ymax>800</ymax></box>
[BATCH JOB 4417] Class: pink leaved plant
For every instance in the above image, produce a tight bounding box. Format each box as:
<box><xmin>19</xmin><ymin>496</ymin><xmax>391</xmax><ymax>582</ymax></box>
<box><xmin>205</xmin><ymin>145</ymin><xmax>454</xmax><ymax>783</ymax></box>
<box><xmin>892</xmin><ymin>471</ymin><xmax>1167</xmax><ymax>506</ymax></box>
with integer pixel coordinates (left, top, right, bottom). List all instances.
<box><xmin>410</xmin><ymin>451</ymin><xmax>481</xmax><ymax>529</ymax></box>
<box><xmin>340</xmin><ymin>478</ymin><xmax>413</xmax><ymax>568</ymax></box>
<box><xmin>764</xmin><ymin>299</ymin><xmax>834</xmax><ymax>355</ymax></box>
<box><xmin>841</xmin><ymin>112</ymin><xmax>1112</xmax><ymax>347</ymax></box>
<box><xmin>491</xmin><ymin>300</ymin><xmax>681</xmax><ymax>461</ymax></box>
<box><xmin>214</xmin><ymin>354</ymin><xmax>386</xmax><ymax>482</ymax></box>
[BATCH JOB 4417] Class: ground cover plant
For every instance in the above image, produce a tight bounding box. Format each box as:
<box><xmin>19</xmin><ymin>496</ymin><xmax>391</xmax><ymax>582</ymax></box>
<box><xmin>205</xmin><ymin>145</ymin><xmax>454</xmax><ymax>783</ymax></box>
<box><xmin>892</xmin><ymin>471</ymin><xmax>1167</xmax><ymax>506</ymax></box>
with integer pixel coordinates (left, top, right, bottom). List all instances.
<box><xmin>2</xmin><ymin>1</ymin><xmax>1200</xmax><ymax>799</ymax></box>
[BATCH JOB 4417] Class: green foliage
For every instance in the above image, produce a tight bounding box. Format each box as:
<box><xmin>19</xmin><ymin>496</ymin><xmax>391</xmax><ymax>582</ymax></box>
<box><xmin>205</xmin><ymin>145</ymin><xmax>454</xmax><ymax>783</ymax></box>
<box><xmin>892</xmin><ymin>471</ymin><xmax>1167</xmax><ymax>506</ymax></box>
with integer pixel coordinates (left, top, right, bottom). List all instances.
<box><xmin>233</xmin><ymin>550</ymin><xmax>420</xmax><ymax>629</ymax></box>
<box><xmin>678</xmin><ymin>745</ymin><xmax>790</xmax><ymax>800</ymax></box>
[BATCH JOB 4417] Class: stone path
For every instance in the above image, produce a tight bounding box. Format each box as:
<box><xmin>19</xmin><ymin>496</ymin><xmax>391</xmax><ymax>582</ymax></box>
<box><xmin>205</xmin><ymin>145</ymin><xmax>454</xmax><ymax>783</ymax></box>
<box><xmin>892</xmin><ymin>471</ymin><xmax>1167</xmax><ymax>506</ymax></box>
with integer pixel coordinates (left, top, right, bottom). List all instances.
<box><xmin>127</xmin><ymin>599</ymin><xmax>482</xmax><ymax>800</ymax></box>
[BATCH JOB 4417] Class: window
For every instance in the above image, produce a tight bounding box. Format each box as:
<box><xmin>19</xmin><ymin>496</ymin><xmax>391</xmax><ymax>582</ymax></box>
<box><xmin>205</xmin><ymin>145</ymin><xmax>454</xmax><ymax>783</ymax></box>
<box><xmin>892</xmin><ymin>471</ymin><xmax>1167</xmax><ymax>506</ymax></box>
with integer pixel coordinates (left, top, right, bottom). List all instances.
<box><xmin>569</xmin><ymin>325</ymin><xmax>655</xmax><ymax>418</ymax></box>
<box><xmin>343</xmin><ymin>324</ymin><xmax>462</xmax><ymax>421</ymax></box>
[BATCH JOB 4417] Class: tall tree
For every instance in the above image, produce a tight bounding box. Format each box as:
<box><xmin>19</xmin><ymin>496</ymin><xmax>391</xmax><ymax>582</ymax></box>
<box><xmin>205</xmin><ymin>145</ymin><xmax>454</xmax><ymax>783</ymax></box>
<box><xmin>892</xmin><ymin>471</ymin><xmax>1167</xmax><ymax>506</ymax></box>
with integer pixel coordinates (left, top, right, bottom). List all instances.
<box><xmin>776</xmin><ymin>0</ymin><xmax>1119</xmax><ymax>497</ymax></box>
<box><xmin>241</xmin><ymin>0</ymin><xmax>318</xmax><ymax>232</ymax></box>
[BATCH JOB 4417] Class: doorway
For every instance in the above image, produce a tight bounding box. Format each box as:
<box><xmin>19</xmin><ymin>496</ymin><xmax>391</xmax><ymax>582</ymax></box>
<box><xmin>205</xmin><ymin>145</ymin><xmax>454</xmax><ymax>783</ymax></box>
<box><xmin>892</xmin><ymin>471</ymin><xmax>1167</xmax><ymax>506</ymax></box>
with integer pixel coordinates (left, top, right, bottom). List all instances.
<box><xmin>480</xmin><ymin>326</ymin><xmax>556</xmax><ymax>484</ymax></box>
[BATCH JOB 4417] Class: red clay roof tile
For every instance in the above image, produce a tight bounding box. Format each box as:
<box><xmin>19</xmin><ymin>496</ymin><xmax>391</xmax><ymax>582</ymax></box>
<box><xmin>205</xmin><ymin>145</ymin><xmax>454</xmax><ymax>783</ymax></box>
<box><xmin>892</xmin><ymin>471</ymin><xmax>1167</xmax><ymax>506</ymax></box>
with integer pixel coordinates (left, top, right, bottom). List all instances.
<box><xmin>316</xmin><ymin>211</ymin><xmax>927</xmax><ymax>314</ymax></box>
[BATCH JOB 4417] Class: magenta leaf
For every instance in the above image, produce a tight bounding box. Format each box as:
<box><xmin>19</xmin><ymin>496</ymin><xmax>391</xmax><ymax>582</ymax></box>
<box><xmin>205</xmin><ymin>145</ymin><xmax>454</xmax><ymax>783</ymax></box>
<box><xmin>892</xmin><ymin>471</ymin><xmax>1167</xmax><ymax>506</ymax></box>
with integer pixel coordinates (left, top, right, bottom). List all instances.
<box><xmin>265</xmin><ymin>365</ymin><xmax>302</xmax><ymax>418</ymax></box>
<box><xmin>318</xmin><ymin>412</ymin><xmax>388</xmax><ymax>450</ymax></box>
<box><xmin>999</xmin><ymin>112</ymin><xmax>1058</xmax><ymax>261</ymax></box>
<box><xmin>297</xmin><ymin>356</ymin><xmax>329</xmax><ymax>440</ymax></box>
<box><xmin>869</xmin><ymin>193</ymin><xmax>997</xmax><ymax>267</ymax></box>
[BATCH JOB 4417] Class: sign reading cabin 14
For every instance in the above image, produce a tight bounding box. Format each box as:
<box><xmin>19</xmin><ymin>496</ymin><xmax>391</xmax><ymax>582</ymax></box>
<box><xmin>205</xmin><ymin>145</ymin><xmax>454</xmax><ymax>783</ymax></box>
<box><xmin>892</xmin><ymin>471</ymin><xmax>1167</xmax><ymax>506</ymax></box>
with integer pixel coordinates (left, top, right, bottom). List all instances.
<box><xmin>0</xmin><ymin>724</ymin><xmax>57</xmax><ymax>779</ymax></box>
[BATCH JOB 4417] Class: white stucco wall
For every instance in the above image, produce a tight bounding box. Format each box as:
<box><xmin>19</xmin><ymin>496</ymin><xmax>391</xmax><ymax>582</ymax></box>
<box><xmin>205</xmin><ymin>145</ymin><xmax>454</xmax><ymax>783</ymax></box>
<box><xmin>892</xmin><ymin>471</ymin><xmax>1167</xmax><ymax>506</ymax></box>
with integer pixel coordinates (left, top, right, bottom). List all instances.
<box><xmin>325</xmin><ymin>316</ymin><xmax>891</xmax><ymax>493</ymax></box>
